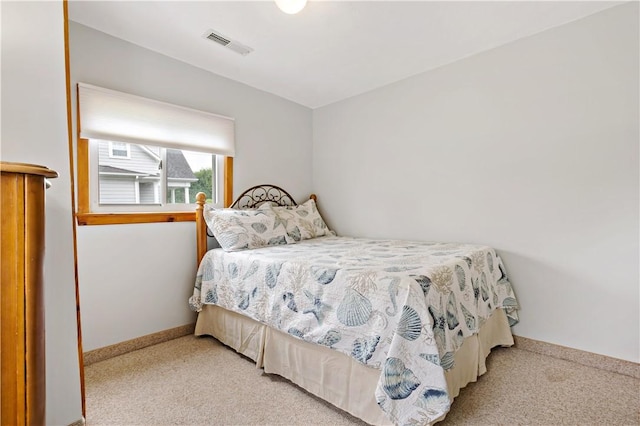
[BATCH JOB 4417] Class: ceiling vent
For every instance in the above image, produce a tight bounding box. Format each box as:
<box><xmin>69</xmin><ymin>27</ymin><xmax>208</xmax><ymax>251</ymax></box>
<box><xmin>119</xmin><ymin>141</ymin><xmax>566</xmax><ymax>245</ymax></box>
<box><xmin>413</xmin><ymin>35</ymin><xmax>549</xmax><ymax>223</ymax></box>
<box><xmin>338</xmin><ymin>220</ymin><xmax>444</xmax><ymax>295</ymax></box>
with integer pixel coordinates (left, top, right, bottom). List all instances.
<box><xmin>203</xmin><ymin>29</ymin><xmax>253</xmax><ymax>56</ymax></box>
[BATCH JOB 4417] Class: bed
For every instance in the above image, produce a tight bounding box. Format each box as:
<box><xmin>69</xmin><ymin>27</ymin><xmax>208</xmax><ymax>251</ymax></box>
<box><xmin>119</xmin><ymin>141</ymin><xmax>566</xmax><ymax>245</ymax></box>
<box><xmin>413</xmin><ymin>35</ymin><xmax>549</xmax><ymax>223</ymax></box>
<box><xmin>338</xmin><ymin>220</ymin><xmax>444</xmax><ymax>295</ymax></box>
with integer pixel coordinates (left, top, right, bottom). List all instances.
<box><xmin>189</xmin><ymin>185</ymin><xmax>519</xmax><ymax>425</ymax></box>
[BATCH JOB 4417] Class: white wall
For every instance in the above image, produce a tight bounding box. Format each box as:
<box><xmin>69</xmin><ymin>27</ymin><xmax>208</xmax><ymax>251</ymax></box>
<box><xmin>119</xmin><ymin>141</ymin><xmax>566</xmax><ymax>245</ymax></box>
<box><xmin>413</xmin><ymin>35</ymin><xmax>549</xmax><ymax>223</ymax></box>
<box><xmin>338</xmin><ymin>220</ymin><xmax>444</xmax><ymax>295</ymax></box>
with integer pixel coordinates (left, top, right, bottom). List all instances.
<box><xmin>1</xmin><ymin>2</ymin><xmax>83</xmax><ymax>424</ymax></box>
<box><xmin>313</xmin><ymin>3</ymin><xmax>639</xmax><ymax>362</ymax></box>
<box><xmin>68</xmin><ymin>22</ymin><xmax>313</xmax><ymax>351</ymax></box>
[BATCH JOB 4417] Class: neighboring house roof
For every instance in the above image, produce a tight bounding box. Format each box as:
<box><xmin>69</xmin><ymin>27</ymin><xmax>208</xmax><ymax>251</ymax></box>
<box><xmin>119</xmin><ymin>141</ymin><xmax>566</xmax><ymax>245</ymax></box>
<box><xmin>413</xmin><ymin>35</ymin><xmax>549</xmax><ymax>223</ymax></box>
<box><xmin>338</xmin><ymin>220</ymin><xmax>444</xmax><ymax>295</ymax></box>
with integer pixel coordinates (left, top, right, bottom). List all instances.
<box><xmin>140</xmin><ymin>145</ymin><xmax>161</xmax><ymax>161</ymax></box>
<box><xmin>166</xmin><ymin>149</ymin><xmax>197</xmax><ymax>181</ymax></box>
<box><xmin>98</xmin><ymin>165</ymin><xmax>158</xmax><ymax>177</ymax></box>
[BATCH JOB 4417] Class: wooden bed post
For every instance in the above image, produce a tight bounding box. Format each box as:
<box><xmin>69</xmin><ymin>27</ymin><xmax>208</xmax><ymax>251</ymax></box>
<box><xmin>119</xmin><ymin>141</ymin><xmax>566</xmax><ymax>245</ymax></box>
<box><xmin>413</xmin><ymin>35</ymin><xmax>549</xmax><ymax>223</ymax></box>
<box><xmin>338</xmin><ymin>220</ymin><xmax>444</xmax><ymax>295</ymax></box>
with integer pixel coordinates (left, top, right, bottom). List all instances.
<box><xmin>196</xmin><ymin>192</ymin><xmax>207</xmax><ymax>267</ymax></box>
<box><xmin>224</xmin><ymin>157</ymin><xmax>233</xmax><ymax>208</ymax></box>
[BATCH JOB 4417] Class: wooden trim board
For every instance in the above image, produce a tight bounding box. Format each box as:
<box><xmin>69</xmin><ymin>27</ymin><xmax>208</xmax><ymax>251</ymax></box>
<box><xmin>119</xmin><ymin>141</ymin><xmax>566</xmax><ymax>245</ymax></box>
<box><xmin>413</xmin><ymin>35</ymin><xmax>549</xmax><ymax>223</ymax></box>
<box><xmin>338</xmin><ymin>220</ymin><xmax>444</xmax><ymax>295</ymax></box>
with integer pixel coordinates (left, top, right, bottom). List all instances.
<box><xmin>513</xmin><ymin>335</ymin><xmax>639</xmax><ymax>379</ymax></box>
<box><xmin>82</xmin><ymin>324</ymin><xmax>639</xmax><ymax>380</ymax></box>
<box><xmin>83</xmin><ymin>324</ymin><xmax>195</xmax><ymax>366</ymax></box>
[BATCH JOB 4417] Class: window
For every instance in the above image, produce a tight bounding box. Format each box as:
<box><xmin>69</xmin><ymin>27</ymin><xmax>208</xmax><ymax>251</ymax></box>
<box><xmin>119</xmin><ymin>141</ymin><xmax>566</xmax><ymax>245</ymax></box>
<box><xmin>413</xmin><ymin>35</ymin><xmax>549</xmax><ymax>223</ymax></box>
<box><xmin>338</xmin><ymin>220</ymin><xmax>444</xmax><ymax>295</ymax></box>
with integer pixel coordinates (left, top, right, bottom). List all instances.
<box><xmin>93</xmin><ymin>140</ymin><xmax>219</xmax><ymax>208</ymax></box>
<box><xmin>108</xmin><ymin>141</ymin><xmax>130</xmax><ymax>159</ymax></box>
<box><xmin>76</xmin><ymin>83</ymin><xmax>235</xmax><ymax>225</ymax></box>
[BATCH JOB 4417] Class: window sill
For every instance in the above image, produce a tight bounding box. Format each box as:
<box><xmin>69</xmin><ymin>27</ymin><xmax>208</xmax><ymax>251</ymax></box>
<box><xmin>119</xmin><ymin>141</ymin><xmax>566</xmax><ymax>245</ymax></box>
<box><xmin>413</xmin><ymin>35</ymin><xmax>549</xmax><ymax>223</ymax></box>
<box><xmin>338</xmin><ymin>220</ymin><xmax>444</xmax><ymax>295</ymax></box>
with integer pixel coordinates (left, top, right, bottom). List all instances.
<box><xmin>76</xmin><ymin>211</ymin><xmax>195</xmax><ymax>226</ymax></box>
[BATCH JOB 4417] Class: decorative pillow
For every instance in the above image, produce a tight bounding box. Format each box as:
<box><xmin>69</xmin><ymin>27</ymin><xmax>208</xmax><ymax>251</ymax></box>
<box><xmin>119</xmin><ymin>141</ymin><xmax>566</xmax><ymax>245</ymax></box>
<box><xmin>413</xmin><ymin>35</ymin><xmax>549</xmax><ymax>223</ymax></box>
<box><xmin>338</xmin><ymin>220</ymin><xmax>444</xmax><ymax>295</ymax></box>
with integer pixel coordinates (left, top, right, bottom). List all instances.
<box><xmin>272</xmin><ymin>199</ymin><xmax>331</xmax><ymax>242</ymax></box>
<box><xmin>204</xmin><ymin>203</ymin><xmax>289</xmax><ymax>252</ymax></box>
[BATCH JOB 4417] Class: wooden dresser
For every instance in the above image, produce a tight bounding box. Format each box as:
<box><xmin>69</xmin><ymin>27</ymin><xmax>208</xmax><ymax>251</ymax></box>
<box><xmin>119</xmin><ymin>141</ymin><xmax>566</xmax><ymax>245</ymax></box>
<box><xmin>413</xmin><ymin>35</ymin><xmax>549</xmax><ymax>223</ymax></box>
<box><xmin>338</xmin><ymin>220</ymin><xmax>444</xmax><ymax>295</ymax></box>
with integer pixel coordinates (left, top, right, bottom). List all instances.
<box><xmin>1</xmin><ymin>162</ymin><xmax>58</xmax><ymax>426</ymax></box>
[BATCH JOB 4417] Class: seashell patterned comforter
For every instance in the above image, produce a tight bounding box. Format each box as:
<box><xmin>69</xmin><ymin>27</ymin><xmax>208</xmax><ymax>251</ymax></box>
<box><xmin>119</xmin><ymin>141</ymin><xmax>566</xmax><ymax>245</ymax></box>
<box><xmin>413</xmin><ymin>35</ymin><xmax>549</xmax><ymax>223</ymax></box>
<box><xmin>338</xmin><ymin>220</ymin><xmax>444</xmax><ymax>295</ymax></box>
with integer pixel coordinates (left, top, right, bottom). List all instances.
<box><xmin>189</xmin><ymin>236</ymin><xmax>519</xmax><ymax>425</ymax></box>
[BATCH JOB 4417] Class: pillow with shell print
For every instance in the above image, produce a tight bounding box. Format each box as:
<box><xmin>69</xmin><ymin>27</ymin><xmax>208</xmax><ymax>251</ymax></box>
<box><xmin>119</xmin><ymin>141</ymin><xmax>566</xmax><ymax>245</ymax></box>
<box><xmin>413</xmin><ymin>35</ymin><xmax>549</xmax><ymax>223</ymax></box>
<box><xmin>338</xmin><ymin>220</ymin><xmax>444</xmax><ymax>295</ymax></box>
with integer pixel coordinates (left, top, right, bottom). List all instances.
<box><xmin>272</xmin><ymin>198</ymin><xmax>332</xmax><ymax>242</ymax></box>
<box><xmin>204</xmin><ymin>203</ymin><xmax>288</xmax><ymax>252</ymax></box>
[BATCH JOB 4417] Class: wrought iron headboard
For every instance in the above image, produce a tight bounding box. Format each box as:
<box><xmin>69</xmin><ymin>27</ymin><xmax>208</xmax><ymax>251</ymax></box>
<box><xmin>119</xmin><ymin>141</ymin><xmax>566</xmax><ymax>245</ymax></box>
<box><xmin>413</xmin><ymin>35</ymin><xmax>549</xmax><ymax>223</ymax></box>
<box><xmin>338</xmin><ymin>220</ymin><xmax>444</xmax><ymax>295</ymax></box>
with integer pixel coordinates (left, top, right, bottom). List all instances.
<box><xmin>229</xmin><ymin>184</ymin><xmax>298</xmax><ymax>209</ymax></box>
<box><xmin>203</xmin><ymin>184</ymin><xmax>299</xmax><ymax>238</ymax></box>
<box><xmin>196</xmin><ymin>185</ymin><xmax>316</xmax><ymax>265</ymax></box>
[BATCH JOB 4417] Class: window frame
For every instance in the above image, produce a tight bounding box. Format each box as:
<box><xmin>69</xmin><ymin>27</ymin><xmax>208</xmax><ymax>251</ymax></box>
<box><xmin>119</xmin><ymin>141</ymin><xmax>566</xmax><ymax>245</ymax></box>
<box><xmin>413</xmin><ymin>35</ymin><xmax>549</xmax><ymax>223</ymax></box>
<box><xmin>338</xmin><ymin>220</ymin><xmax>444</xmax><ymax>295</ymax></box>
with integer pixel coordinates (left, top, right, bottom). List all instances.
<box><xmin>76</xmin><ymin>137</ymin><xmax>234</xmax><ymax>226</ymax></box>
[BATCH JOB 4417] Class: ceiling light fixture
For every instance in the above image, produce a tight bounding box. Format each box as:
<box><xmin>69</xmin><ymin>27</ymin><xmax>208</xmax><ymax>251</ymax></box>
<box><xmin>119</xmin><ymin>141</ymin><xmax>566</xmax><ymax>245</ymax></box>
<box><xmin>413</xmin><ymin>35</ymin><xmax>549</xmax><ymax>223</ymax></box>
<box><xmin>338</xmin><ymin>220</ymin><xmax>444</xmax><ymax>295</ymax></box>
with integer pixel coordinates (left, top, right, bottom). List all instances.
<box><xmin>275</xmin><ymin>0</ymin><xmax>307</xmax><ymax>14</ymax></box>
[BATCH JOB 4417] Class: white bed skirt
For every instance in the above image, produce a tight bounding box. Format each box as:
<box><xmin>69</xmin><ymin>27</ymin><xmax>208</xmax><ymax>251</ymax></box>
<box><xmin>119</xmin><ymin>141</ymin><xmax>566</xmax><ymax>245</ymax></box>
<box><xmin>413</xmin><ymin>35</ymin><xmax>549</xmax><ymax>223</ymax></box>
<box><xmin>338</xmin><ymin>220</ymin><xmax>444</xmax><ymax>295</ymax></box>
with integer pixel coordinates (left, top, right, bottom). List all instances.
<box><xmin>195</xmin><ymin>306</ymin><xmax>514</xmax><ymax>425</ymax></box>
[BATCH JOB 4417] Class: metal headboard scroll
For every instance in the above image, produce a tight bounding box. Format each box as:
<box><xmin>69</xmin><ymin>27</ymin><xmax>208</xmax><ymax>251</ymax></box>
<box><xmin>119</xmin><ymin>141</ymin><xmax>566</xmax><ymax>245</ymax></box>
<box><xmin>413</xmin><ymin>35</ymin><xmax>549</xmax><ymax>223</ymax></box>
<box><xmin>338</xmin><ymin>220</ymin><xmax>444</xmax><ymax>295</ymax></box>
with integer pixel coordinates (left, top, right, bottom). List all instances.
<box><xmin>229</xmin><ymin>184</ymin><xmax>298</xmax><ymax>209</ymax></box>
<box><xmin>205</xmin><ymin>184</ymin><xmax>298</xmax><ymax>237</ymax></box>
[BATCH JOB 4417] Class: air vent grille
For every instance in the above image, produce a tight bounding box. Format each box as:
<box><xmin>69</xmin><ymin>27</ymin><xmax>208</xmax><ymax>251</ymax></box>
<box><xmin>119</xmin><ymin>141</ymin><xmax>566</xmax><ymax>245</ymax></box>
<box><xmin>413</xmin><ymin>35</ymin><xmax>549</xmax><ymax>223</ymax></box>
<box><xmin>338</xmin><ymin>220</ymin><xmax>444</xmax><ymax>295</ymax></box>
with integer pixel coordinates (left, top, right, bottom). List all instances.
<box><xmin>203</xmin><ymin>29</ymin><xmax>253</xmax><ymax>56</ymax></box>
<box><xmin>206</xmin><ymin>32</ymin><xmax>230</xmax><ymax>46</ymax></box>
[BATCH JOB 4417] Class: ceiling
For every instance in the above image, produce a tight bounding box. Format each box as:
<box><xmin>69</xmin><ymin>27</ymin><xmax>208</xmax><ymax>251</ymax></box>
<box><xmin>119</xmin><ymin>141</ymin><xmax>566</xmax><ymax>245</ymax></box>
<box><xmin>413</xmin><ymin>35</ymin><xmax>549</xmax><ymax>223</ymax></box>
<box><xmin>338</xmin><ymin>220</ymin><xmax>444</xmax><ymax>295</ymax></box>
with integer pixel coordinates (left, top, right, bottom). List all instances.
<box><xmin>68</xmin><ymin>1</ymin><xmax>621</xmax><ymax>109</ymax></box>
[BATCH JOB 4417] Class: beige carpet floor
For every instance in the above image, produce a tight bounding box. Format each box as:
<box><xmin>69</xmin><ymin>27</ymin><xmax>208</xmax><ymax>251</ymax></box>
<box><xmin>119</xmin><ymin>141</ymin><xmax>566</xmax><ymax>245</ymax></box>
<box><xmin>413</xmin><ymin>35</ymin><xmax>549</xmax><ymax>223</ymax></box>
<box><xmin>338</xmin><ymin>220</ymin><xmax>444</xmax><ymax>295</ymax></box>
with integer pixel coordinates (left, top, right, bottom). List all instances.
<box><xmin>85</xmin><ymin>335</ymin><xmax>639</xmax><ymax>425</ymax></box>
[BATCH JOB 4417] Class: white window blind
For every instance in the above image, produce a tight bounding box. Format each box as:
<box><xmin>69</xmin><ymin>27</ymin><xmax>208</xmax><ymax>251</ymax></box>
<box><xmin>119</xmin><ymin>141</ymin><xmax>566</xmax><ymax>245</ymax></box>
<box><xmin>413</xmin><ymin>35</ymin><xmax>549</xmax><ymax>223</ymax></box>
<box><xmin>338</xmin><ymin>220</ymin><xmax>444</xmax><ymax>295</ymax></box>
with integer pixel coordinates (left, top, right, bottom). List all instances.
<box><xmin>78</xmin><ymin>83</ymin><xmax>235</xmax><ymax>156</ymax></box>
